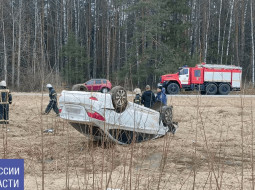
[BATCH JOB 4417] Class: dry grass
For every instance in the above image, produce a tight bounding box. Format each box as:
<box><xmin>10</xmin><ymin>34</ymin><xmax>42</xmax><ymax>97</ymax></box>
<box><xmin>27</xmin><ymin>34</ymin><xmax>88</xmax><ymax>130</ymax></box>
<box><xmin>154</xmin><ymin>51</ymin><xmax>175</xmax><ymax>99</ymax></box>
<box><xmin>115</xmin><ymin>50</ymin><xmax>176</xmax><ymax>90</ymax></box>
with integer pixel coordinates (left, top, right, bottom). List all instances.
<box><xmin>0</xmin><ymin>93</ymin><xmax>255</xmax><ymax>189</ymax></box>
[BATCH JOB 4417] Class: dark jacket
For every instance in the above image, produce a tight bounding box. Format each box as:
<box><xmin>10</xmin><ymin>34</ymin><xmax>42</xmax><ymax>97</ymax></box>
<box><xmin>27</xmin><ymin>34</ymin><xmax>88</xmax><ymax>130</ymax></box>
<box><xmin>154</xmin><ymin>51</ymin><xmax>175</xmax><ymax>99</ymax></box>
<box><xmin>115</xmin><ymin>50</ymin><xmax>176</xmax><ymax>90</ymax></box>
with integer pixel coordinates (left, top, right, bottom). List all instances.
<box><xmin>133</xmin><ymin>94</ymin><xmax>141</xmax><ymax>105</ymax></box>
<box><xmin>49</xmin><ymin>88</ymin><xmax>57</xmax><ymax>102</ymax></box>
<box><xmin>0</xmin><ymin>86</ymin><xmax>12</xmax><ymax>104</ymax></box>
<box><xmin>0</xmin><ymin>86</ymin><xmax>12</xmax><ymax>121</ymax></box>
<box><xmin>156</xmin><ymin>88</ymin><xmax>167</xmax><ymax>105</ymax></box>
<box><xmin>134</xmin><ymin>94</ymin><xmax>141</xmax><ymax>104</ymax></box>
<box><xmin>141</xmin><ymin>90</ymin><xmax>155</xmax><ymax>108</ymax></box>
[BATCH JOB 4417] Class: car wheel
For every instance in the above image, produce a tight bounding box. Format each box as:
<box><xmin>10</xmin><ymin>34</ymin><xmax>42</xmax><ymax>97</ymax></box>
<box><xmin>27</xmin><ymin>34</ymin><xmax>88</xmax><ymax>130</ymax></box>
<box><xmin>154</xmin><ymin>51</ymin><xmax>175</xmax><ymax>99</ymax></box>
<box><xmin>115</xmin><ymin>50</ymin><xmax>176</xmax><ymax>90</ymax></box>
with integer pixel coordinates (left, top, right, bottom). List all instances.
<box><xmin>110</xmin><ymin>86</ymin><xmax>127</xmax><ymax>113</ymax></box>
<box><xmin>101</xmin><ymin>88</ymin><xmax>109</xmax><ymax>93</ymax></box>
<box><xmin>161</xmin><ymin>106</ymin><xmax>173</xmax><ymax>126</ymax></box>
<box><xmin>218</xmin><ymin>83</ymin><xmax>230</xmax><ymax>95</ymax></box>
<box><xmin>72</xmin><ymin>84</ymin><xmax>88</xmax><ymax>91</ymax></box>
<box><xmin>205</xmin><ymin>83</ymin><xmax>217</xmax><ymax>95</ymax></box>
<box><xmin>167</xmin><ymin>83</ymin><xmax>180</xmax><ymax>94</ymax></box>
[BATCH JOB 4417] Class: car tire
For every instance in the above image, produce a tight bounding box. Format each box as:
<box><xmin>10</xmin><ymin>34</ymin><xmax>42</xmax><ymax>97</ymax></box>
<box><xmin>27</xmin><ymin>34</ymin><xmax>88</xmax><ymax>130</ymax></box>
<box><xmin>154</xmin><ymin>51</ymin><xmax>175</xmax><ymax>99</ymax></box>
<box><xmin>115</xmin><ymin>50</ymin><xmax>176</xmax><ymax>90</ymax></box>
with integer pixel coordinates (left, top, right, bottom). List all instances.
<box><xmin>161</xmin><ymin>106</ymin><xmax>173</xmax><ymax>126</ymax></box>
<box><xmin>205</xmin><ymin>83</ymin><xmax>217</xmax><ymax>95</ymax></box>
<box><xmin>167</xmin><ymin>83</ymin><xmax>180</xmax><ymax>95</ymax></box>
<box><xmin>110</xmin><ymin>86</ymin><xmax>127</xmax><ymax>113</ymax></box>
<box><xmin>218</xmin><ymin>83</ymin><xmax>230</xmax><ymax>95</ymax></box>
<box><xmin>101</xmin><ymin>88</ymin><xmax>109</xmax><ymax>93</ymax></box>
<box><xmin>72</xmin><ymin>84</ymin><xmax>88</xmax><ymax>91</ymax></box>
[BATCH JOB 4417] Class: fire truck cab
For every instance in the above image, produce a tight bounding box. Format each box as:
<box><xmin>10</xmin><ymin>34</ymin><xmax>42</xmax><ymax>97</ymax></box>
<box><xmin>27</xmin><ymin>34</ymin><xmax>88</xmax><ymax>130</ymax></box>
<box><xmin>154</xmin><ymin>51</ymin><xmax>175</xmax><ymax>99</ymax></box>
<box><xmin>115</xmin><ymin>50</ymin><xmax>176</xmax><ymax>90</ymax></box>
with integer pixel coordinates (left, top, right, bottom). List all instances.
<box><xmin>160</xmin><ymin>63</ymin><xmax>242</xmax><ymax>95</ymax></box>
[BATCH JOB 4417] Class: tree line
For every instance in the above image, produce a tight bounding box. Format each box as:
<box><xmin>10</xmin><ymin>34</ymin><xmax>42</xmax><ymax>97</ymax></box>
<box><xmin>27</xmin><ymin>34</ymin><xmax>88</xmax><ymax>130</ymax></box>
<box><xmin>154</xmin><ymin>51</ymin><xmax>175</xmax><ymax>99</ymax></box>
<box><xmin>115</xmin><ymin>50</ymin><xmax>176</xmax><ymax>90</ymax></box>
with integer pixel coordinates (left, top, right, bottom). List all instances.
<box><xmin>0</xmin><ymin>0</ymin><xmax>254</xmax><ymax>91</ymax></box>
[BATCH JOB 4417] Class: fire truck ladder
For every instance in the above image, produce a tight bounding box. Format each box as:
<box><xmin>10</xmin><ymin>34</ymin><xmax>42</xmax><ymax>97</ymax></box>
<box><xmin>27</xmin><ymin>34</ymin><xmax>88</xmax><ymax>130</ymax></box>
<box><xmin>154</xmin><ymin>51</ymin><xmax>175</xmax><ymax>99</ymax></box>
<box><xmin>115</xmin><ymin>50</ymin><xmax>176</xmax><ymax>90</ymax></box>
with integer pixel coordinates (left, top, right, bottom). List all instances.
<box><xmin>197</xmin><ymin>64</ymin><xmax>242</xmax><ymax>70</ymax></box>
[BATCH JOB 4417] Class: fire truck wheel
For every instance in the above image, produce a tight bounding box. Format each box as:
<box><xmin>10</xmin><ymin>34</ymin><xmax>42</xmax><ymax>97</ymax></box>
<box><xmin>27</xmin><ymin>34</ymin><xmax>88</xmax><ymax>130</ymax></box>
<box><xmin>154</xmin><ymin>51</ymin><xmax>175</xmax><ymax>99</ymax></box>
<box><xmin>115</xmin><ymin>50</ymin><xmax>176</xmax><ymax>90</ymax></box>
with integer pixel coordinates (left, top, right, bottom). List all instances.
<box><xmin>110</xmin><ymin>86</ymin><xmax>127</xmax><ymax>113</ymax></box>
<box><xmin>205</xmin><ymin>83</ymin><xmax>217</xmax><ymax>95</ymax></box>
<box><xmin>167</xmin><ymin>83</ymin><xmax>180</xmax><ymax>94</ymax></box>
<box><xmin>218</xmin><ymin>83</ymin><xmax>230</xmax><ymax>95</ymax></box>
<box><xmin>161</xmin><ymin>106</ymin><xmax>173</xmax><ymax>126</ymax></box>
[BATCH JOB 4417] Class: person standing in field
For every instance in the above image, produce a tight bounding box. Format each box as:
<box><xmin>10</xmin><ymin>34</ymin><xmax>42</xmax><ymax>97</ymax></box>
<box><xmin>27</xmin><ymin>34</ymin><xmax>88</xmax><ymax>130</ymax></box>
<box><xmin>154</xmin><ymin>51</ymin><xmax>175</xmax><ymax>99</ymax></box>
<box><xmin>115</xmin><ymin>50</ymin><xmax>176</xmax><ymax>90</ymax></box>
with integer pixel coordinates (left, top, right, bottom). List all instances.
<box><xmin>0</xmin><ymin>81</ymin><xmax>12</xmax><ymax>124</ymax></box>
<box><xmin>133</xmin><ymin>88</ymin><xmax>142</xmax><ymax>105</ymax></box>
<box><xmin>43</xmin><ymin>84</ymin><xmax>59</xmax><ymax>116</ymax></box>
<box><xmin>141</xmin><ymin>85</ymin><xmax>155</xmax><ymax>108</ymax></box>
<box><xmin>155</xmin><ymin>84</ymin><xmax>167</xmax><ymax>106</ymax></box>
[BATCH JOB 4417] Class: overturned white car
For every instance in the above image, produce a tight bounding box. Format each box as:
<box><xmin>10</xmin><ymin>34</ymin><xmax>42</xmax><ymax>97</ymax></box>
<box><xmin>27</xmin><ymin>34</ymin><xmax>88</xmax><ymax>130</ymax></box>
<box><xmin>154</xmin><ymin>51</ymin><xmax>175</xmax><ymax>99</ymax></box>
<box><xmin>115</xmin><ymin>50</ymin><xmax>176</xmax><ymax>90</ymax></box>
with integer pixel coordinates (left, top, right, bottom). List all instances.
<box><xmin>59</xmin><ymin>85</ymin><xmax>177</xmax><ymax>145</ymax></box>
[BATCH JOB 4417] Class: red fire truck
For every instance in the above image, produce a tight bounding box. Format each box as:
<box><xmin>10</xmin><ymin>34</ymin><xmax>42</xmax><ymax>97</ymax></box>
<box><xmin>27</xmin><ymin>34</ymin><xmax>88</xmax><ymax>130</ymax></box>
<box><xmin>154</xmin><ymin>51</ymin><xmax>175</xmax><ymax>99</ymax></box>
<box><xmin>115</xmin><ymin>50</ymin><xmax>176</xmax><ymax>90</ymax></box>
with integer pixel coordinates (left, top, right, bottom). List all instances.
<box><xmin>160</xmin><ymin>63</ymin><xmax>242</xmax><ymax>95</ymax></box>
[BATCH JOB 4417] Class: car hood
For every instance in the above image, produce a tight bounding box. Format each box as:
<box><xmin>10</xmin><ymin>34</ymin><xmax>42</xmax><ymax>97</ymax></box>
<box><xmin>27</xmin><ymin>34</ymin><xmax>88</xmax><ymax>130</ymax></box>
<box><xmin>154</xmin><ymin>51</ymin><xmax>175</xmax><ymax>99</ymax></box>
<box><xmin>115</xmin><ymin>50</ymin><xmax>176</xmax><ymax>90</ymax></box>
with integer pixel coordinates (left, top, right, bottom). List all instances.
<box><xmin>162</xmin><ymin>73</ymin><xmax>179</xmax><ymax>79</ymax></box>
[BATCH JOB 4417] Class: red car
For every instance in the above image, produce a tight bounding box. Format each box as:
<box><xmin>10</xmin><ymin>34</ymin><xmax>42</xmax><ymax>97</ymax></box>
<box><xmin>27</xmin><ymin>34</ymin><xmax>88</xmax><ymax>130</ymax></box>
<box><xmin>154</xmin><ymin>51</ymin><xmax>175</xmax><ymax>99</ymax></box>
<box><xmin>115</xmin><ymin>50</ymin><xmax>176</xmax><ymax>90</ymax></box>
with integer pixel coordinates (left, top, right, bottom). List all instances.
<box><xmin>84</xmin><ymin>79</ymin><xmax>112</xmax><ymax>93</ymax></box>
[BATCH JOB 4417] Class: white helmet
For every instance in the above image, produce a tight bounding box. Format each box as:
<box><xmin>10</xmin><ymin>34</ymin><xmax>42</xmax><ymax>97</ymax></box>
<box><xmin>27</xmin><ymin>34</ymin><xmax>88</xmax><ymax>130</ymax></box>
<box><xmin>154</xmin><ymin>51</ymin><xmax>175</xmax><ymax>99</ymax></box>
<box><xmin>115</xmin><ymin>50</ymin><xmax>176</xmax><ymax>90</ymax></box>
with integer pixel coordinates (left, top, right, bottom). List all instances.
<box><xmin>134</xmin><ymin>88</ymin><xmax>141</xmax><ymax>95</ymax></box>
<box><xmin>46</xmin><ymin>84</ymin><xmax>52</xmax><ymax>88</ymax></box>
<box><xmin>0</xmin><ymin>80</ymin><xmax>6</xmax><ymax>87</ymax></box>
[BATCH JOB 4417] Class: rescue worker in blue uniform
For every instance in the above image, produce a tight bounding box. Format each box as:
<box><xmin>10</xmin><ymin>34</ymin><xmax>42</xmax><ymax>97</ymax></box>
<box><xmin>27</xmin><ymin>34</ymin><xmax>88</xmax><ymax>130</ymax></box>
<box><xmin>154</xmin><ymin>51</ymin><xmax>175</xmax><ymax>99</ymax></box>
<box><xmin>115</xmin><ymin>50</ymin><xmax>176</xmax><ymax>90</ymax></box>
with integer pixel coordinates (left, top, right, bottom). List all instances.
<box><xmin>44</xmin><ymin>84</ymin><xmax>59</xmax><ymax>116</ymax></box>
<box><xmin>0</xmin><ymin>81</ymin><xmax>12</xmax><ymax>124</ymax></box>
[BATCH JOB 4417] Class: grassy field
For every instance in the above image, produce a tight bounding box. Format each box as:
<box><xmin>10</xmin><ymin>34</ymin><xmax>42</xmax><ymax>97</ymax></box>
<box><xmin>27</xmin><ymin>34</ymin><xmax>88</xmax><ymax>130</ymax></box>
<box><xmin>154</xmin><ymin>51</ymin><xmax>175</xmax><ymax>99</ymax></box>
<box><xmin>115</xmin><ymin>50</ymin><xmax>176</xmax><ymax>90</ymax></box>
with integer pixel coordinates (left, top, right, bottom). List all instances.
<box><xmin>1</xmin><ymin>93</ymin><xmax>255</xmax><ymax>189</ymax></box>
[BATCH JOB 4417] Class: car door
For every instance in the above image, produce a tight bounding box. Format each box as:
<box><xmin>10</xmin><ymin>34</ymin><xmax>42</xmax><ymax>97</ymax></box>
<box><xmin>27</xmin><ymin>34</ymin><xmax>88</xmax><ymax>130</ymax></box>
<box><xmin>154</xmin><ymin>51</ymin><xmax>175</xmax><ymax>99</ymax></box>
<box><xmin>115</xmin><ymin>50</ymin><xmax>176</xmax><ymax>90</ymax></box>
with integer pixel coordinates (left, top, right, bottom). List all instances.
<box><xmin>179</xmin><ymin>68</ymin><xmax>189</xmax><ymax>85</ymax></box>
<box><xmin>102</xmin><ymin>79</ymin><xmax>107</xmax><ymax>88</ymax></box>
<box><xmin>191</xmin><ymin>68</ymin><xmax>203</xmax><ymax>84</ymax></box>
<box><xmin>93</xmin><ymin>79</ymin><xmax>102</xmax><ymax>91</ymax></box>
<box><xmin>85</xmin><ymin>80</ymin><xmax>94</xmax><ymax>91</ymax></box>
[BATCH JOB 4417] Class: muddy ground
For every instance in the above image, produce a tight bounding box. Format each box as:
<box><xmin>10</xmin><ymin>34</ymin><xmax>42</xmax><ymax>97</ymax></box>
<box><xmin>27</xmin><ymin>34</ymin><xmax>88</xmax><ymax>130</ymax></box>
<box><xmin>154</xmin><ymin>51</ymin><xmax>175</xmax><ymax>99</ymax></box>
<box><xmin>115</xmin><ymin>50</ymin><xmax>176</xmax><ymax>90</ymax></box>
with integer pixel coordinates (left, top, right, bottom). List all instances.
<box><xmin>1</xmin><ymin>93</ymin><xmax>255</xmax><ymax>189</ymax></box>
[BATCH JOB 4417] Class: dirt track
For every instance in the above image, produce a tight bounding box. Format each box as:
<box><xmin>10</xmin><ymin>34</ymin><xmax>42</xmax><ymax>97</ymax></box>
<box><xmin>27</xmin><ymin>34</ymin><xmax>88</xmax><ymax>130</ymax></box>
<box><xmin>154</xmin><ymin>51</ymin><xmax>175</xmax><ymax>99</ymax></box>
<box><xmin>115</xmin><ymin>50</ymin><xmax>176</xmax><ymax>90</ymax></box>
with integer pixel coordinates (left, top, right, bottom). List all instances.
<box><xmin>1</xmin><ymin>93</ymin><xmax>255</xmax><ymax>189</ymax></box>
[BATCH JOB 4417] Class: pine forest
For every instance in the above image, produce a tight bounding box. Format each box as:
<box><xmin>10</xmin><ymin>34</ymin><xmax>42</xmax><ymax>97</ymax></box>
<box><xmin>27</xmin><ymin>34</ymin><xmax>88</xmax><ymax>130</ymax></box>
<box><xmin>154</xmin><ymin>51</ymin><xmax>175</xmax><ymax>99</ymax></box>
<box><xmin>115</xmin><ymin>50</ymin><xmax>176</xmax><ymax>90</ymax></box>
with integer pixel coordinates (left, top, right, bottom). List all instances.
<box><xmin>0</xmin><ymin>0</ymin><xmax>254</xmax><ymax>91</ymax></box>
